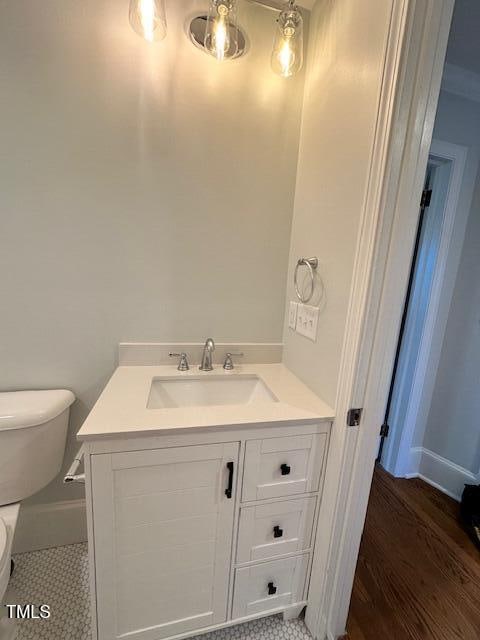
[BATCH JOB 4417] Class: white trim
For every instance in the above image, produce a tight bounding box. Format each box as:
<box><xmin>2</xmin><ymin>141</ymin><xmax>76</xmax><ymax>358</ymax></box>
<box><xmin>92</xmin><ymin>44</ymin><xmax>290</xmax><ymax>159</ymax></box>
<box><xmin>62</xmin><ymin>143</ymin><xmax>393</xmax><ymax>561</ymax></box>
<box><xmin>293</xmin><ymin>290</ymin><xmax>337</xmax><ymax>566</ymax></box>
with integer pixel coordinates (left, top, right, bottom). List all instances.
<box><xmin>441</xmin><ymin>62</ymin><xmax>480</xmax><ymax>103</ymax></box>
<box><xmin>405</xmin><ymin>445</ymin><xmax>422</xmax><ymax>477</ymax></box>
<box><xmin>12</xmin><ymin>499</ymin><xmax>87</xmax><ymax>553</ymax></box>
<box><xmin>305</xmin><ymin>0</ymin><xmax>413</xmax><ymax>637</ymax></box>
<box><xmin>406</xmin><ymin>447</ymin><xmax>476</xmax><ymax>501</ymax></box>
<box><xmin>382</xmin><ymin>138</ymin><xmax>472</xmax><ymax>477</ymax></box>
<box><xmin>308</xmin><ymin>1</ymin><xmax>455</xmax><ymax>638</ymax></box>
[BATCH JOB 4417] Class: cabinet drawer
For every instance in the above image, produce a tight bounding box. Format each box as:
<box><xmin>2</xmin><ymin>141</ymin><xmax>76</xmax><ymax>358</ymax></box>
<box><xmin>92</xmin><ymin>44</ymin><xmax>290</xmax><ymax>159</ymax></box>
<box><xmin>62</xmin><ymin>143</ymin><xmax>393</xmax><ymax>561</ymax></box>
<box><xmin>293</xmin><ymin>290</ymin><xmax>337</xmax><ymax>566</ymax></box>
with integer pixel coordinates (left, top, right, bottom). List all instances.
<box><xmin>242</xmin><ymin>433</ymin><xmax>327</xmax><ymax>501</ymax></box>
<box><xmin>237</xmin><ymin>497</ymin><xmax>316</xmax><ymax>563</ymax></box>
<box><xmin>232</xmin><ymin>555</ymin><xmax>309</xmax><ymax>619</ymax></box>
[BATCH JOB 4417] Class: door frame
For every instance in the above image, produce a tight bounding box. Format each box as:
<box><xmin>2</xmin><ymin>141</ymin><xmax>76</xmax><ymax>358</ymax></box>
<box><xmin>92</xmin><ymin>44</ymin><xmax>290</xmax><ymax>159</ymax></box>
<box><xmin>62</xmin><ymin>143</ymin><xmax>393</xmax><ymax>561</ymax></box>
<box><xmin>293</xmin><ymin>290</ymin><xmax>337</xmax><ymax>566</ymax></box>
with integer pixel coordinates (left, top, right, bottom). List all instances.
<box><xmin>381</xmin><ymin>138</ymin><xmax>472</xmax><ymax>478</ymax></box>
<box><xmin>305</xmin><ymin>1</ymin><xmax>456</xmax><ymax>638</ymax></box>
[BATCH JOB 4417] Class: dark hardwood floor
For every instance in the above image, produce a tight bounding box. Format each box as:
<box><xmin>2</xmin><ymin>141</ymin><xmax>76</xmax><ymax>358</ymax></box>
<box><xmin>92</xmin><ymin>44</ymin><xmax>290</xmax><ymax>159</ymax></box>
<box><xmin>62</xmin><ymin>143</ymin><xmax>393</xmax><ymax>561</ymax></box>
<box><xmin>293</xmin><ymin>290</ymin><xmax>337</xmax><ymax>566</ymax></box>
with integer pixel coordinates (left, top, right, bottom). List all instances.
<box><xmin>346</xmin><ymin>466</ymin><xmax>480</xmax><ymax>640</ymax></box>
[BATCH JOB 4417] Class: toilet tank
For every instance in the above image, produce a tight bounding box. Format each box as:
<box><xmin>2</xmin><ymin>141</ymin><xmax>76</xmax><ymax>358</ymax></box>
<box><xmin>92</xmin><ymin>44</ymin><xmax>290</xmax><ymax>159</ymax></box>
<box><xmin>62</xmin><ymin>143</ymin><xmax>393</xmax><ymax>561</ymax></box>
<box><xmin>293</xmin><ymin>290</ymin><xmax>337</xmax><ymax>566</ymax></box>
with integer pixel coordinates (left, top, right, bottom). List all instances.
<box><xmin>0</xmin><ymin>390</ymin><xmax>75</xmax><ymax>506</ymax></box>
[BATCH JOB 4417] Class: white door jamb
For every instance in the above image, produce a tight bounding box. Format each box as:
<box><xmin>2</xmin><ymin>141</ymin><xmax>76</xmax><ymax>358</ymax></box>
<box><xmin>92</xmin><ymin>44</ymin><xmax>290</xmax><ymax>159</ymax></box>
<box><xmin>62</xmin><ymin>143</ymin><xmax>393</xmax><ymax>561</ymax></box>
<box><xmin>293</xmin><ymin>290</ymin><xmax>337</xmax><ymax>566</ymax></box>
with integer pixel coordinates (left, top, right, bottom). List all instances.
<box><xmin>305</xmin><ymin>1</ymin><xmax>455</xmax><ymax>638</ymax></box>
<box><xmin>382</xmin><ymin>138</ymin><xmax>473</xmax><ymax>478</ymax></box>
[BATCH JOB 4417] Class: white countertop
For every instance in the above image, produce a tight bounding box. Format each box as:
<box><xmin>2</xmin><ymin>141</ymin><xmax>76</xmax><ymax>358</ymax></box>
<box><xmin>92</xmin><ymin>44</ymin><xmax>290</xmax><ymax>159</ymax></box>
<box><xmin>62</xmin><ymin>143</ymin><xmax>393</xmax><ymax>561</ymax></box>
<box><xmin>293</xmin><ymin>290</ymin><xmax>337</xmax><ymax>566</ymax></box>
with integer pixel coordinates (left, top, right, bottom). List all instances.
<box><xmin>77</xmin><ymin>364</ymin><xmax>335</xmax><ymax>441</ymax></box>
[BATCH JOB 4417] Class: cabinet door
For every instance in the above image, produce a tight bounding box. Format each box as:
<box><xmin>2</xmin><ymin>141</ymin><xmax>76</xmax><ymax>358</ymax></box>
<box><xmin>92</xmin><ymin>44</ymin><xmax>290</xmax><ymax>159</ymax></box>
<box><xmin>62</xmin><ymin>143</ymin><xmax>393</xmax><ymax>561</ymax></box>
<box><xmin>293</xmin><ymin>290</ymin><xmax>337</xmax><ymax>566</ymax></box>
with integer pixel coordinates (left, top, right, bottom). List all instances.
<box><xmin>91</xmin><ymin>443</ymin><xmax>239</xmax><ymax>640</ymax></box>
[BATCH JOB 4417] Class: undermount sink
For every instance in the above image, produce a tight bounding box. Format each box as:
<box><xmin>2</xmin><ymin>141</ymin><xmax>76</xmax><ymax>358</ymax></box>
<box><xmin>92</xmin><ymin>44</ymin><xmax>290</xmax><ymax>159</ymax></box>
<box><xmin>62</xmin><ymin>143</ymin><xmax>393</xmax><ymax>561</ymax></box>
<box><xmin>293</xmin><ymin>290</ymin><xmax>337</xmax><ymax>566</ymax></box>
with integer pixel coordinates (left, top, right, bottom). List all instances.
<box><xmin>147</xmin><ymin>375</ymin><xmax>278</xmax><ymax>409</ymax></box>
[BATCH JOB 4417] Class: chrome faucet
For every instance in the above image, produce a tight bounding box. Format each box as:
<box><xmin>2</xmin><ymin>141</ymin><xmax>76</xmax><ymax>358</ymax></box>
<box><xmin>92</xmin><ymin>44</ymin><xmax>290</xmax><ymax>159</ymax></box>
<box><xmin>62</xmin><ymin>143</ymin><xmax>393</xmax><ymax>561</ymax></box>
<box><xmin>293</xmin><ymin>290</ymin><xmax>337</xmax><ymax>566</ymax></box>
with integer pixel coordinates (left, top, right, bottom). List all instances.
<box><xmin>223</xmin><ymin>352</ymin><xmax>244</xmax><ymax>370</ymax></box>
<box><xmin>169</xmin><ymin>352</ymin><xmax>189</xmax><ymax>371</ymax></box>
<box><xmin>199</xmin><ymin>338</ymin><xmax>215</xmax><ymax>371</ymax></box>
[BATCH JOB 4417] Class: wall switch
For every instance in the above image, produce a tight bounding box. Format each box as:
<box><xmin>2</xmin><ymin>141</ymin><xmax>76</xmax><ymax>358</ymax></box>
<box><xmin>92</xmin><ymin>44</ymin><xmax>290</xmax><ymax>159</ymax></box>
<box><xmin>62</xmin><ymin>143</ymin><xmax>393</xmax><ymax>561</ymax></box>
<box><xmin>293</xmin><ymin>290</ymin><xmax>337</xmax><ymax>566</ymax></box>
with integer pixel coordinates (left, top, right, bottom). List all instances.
<box><xmin>296</xmin><ymin>304</ymin><xmax>319</xmax><ymax>341</ymax></box>
<box><xmin>288</xmin><ymin>301</ymin><xmax>298</xmax><ymax>330</ymax></box>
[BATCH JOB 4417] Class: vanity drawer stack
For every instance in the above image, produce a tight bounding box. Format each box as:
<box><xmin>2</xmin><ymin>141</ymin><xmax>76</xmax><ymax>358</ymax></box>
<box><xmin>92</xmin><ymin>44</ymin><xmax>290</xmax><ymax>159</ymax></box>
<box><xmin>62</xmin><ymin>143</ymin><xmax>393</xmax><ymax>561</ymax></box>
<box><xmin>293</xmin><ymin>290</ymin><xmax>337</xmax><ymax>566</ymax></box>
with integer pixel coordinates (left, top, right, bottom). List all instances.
<box><xmin>87</xmin><ymin>424</ymin><xmax>331</xmax><ymax>640</ymax></box>
<box><xmin>232</xmin><ymin>432</ymin><xmax>328</xmax><ymax>618</ymax></box>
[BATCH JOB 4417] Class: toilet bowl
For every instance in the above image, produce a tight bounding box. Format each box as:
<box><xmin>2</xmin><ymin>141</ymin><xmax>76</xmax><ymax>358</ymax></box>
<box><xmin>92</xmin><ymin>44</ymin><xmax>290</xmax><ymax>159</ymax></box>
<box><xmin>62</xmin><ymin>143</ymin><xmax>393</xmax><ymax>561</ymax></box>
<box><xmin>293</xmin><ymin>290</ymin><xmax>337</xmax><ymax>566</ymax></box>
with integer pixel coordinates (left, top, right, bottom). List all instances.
<box><xmin>0</xmin><ymin>390</ymin><xmax>75</xmax><ymax>602</ymax></box>
<box><xmin>0</xmin><ymin>505</ymin><xmax>20</xmax><ymax>603</ymax></box>
<box><xmin>0</xmin><ymin>519</ymin><xmax>9</xmax><ymax>602</ymax></box>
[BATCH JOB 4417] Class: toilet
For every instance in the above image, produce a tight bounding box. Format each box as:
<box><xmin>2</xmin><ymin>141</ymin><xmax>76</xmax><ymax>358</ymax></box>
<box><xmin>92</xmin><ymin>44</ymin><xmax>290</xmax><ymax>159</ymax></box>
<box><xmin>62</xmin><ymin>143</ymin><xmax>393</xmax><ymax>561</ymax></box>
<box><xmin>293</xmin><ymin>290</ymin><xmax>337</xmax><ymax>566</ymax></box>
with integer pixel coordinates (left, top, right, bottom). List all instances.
<box><xmin>0</xmin><ymin>389</ymin><xmax>75</xmax><ymax>602</ymax></box>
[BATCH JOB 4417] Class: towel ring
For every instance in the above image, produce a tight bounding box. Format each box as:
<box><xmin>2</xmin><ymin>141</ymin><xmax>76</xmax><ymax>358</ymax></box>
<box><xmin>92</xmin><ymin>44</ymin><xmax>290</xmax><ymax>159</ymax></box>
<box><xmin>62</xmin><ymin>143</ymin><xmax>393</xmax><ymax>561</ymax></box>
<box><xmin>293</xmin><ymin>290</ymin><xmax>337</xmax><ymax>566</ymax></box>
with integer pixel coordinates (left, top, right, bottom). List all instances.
<box><xmin>294</xmin><ymin>257</ymin><xmax>318</xmax><ymax>303</ymax></box>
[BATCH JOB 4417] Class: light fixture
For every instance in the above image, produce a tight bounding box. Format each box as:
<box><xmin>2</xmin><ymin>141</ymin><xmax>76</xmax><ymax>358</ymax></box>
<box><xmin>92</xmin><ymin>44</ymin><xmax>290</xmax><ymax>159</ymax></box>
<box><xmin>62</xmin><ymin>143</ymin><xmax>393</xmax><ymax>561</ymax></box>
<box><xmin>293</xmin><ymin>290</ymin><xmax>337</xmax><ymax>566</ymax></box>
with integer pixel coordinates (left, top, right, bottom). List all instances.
<box><xmin>204</xmin><ymin>0</ymin><xmax>239</xmax><ymax>61</ymax></box>
<box><xmin>129</xmin><ymin>0</ymin><xmax>167</xmax><ymax>42</ymax></box>
<box><xmin>189</xmin><ymin>15</ymin><xmax>246</xmax><ymax>60</ymax></box>
<box><xmin>271</xmin><ymin>1</ymin><xmax>303</xmax><ymax>78</ymax></box>
<box><xmin>128</xmin><ymin>0</ymin><xmax>305</xmax><ymax>78</ymax></box>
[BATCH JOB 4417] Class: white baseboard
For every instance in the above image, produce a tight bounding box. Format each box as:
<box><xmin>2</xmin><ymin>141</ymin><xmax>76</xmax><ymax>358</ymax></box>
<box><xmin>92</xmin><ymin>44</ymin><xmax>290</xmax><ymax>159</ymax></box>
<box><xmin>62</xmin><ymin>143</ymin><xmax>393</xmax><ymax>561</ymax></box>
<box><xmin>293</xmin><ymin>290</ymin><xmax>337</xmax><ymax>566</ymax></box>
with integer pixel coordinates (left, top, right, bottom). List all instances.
<box><xmin>13</xmin><ymin>499</ymin><xmax>87</xmax><ymax>553</ymax></box>
<box><xmin>407</xmin><ymin>447</ymin><xmax>476</xmax><ymax>501</ymax></box>
<box><xmin>405</xmin><ymin>446</ymin><xmax>422</xmax><ymax>477</ymax></box>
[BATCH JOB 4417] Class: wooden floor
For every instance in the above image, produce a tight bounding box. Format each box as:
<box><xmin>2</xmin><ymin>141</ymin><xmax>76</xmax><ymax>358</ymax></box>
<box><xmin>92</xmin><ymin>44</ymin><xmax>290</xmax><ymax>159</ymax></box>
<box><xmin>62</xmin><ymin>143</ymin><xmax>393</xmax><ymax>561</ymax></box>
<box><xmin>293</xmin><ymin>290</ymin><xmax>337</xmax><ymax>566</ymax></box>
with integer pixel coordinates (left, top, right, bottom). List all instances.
<box><xmin>346</xmin><ymin>466</ymin><xmax>480</xmax><ymax>640</ymax></box>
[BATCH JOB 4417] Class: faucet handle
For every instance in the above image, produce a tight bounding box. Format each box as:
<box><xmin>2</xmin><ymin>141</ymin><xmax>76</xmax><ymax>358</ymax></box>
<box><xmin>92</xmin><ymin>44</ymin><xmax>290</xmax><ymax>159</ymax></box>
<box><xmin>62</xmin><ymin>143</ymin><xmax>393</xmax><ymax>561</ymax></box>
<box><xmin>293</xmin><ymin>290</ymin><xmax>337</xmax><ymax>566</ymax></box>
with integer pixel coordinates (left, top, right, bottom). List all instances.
<box><xmin>169</xmin><ymin>352</ymin><xmax>189</xmax><ymax>371</ymax></box>
<box><xmin>223</xmin><ymin>352</ymin><xmax>244</xmax><ymax>370</ymax></box>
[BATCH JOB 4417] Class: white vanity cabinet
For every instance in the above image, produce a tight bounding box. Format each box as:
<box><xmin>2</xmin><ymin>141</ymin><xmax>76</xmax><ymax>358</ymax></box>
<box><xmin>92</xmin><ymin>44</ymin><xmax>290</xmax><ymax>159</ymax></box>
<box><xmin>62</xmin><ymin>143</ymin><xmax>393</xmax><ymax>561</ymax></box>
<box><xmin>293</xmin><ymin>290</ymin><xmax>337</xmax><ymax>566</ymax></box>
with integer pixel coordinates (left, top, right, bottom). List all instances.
<box><xmin>90</xmin><ymin>443</ymin><xmax>238</xmax><ymax>640</ymax></box>
<box><xmin>84</xmin><ymin>422</ymin><xmax>330</xmax><ymax>640</ymax></box>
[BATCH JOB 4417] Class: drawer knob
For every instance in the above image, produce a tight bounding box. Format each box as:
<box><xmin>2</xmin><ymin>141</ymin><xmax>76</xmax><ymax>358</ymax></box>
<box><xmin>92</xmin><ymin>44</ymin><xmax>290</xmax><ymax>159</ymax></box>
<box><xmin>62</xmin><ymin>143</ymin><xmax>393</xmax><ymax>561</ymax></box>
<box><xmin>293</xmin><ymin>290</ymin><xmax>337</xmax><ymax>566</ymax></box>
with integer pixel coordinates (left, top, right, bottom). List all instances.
<box><xmin>267</xmin><ymin>582</ymin><xmax>277</xmax><ymax>595</ymax></box>
<box><xmin>273</xmin><ymin>525</ymin><xmax>283</xmax><ymax>538</ymax></box>
<box><xmin>280</xmin><ymin>463</ymin><xmax>291</xmax><ymax>476</ymax></box>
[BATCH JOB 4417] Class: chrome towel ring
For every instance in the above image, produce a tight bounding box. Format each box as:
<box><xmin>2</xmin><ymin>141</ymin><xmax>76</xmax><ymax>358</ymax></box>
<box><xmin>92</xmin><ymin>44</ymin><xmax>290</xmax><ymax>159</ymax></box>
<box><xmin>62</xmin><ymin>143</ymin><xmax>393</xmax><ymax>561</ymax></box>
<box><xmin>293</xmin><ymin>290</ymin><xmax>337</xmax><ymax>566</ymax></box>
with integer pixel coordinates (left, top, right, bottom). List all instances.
<box><xmin>294</xmin><ymin>257</ymin><xmax>318</xmax><ymax>303</ymax></box>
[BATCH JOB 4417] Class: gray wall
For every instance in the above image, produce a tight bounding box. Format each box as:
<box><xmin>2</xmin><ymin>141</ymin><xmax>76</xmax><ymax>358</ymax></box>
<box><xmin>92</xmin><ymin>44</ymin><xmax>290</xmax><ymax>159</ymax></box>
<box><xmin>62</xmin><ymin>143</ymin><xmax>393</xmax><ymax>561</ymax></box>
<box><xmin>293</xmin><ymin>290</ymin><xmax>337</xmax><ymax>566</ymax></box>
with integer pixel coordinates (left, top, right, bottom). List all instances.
<box><xmin>422</xmin><ymin>90</ymin><xmax>480</xmax><ymax>473</ymax></box>
<box><xmin>0</xmin><ymin>0</ymin><xmax>306</xmax><ymax>505</ymax></box>
<box><xmin>283</xmin><ymin>0</ymin><xmax>394</xmax><ymax>408</ymax></box>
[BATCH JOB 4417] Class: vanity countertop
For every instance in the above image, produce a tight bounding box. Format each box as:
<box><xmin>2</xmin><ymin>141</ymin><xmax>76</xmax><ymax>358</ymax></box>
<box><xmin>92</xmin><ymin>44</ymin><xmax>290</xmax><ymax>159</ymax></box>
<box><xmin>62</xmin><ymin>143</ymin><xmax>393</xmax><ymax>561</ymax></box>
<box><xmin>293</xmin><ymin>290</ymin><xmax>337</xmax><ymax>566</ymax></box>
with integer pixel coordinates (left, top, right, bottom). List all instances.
<box><xmin>77</xmin><ymin>364</ymin><xmax>335</xmax><ymax>441</ymax></box>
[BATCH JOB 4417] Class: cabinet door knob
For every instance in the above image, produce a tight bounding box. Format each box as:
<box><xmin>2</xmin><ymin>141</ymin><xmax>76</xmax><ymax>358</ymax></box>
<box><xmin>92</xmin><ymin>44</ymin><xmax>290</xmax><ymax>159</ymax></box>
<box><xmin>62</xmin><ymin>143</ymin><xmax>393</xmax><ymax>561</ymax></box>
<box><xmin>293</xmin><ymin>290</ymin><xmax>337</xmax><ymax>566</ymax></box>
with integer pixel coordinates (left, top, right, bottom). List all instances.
<box><xmin>267</xmin><ymin>582</ymin><xmax>277</xmax><ymax>595</ymax></box>
<box><xmin>273</xmin><ymin>525</ymin><xmax>283</xmax><ymax>538</ymax></box>
<box><xmin>280</xmin><ymin>463</ymin><xmax>291</xmax><ymax>475</ymax></box>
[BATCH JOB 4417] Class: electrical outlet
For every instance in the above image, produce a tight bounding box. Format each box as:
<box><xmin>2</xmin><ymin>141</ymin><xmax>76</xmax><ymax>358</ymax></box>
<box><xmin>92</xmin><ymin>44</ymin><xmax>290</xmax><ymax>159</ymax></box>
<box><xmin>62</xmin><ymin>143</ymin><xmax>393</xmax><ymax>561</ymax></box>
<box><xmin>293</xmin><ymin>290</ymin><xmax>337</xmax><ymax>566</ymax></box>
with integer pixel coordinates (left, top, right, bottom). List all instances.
<box><xmin>296</xmin><ymin>303</ymin><xmax>319</xmax><ymax>341</ymax></box>
<box><xmin>288</xmin><ymin>301</ymin><xmax>298</xmax><ymax>330</ymax></box>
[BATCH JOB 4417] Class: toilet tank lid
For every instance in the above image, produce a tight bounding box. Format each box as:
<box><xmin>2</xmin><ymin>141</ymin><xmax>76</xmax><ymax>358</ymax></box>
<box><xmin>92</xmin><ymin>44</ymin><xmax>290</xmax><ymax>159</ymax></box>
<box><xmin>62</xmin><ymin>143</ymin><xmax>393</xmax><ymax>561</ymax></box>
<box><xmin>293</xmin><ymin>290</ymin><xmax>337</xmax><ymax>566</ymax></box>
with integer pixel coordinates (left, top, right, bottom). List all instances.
<box><xmin>0</xmin><ymin>390</ymin><xmax>75</xmax><ymax>431</ymax></box>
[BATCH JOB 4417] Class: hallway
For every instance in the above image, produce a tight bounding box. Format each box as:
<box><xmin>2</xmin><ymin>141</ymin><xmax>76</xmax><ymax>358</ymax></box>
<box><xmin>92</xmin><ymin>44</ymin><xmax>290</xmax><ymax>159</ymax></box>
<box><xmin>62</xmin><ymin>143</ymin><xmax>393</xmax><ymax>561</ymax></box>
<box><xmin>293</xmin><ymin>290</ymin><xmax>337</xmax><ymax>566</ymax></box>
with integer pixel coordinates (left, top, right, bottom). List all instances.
<box><xmin>346</xmin><ymin>467</ymin><xmax>480</xmax><ymax>639</ymax></box>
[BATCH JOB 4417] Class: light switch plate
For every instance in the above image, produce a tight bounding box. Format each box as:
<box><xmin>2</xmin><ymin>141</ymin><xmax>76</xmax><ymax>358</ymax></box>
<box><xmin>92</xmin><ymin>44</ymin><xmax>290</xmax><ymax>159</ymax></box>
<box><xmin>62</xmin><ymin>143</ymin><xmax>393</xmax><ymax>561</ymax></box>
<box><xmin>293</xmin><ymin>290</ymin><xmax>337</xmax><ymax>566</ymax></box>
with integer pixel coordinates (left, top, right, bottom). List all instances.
<box><xmin>296</xmin><ymin>304</ymin><xmax>319</xmax><ymax>341</ymax></box>
<box><xmin>288</xmin><ymin>301</ymin><xmax>298</xmax><ymax>330</ymax></box>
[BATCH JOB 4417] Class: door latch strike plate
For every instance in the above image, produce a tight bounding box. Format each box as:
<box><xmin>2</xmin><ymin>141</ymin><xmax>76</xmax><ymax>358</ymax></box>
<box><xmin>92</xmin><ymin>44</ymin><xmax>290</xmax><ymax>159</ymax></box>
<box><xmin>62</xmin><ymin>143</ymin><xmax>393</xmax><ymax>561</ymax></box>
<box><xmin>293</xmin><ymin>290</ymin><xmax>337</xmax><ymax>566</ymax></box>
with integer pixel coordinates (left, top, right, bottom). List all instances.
<box><xmin>347</xmin><ymin>408</ymin><xmax>363</xmax><ymax>427</ymax></box>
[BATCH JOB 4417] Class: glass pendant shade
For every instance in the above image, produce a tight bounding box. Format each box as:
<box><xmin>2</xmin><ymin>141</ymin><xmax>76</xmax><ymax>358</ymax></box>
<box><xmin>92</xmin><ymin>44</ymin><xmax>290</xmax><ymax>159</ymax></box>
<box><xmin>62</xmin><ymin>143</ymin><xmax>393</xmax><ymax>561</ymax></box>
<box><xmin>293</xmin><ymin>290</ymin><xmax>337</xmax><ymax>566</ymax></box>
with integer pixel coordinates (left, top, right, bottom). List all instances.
<box><xmin>204</xmin><ymin>0</ymin><xmax>239</xmax><ymax>61</ymax></box>
<box><xmin>271</xmin><ymin>4</ymin><xmax>303</xmax><ymax>78</ymax></box>
<box><xmin>129</xmin><ymin>0</ymin><xmax>167</xmax><ymax>42</ymax></box>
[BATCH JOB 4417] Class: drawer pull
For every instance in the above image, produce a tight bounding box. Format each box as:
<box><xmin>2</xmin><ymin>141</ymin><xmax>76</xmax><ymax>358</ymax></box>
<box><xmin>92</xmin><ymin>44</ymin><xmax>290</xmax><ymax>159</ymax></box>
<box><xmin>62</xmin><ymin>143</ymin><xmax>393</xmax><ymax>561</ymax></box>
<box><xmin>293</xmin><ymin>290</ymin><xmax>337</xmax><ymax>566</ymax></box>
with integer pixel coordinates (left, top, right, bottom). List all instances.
<box><xmin>225</xmin><ymin>461</ymin><xmax>234</xmax><ymax>499</ymax></box>
<box><xmin>280</xmin><ymin>463</ymin><xmax>291</xmax><ymax>476</ymax></box>
<box><xmin>273</xmin><ymin>525</ymin><xmax>283</xmax><ymax>538</ymax></box>
<box><xmin>267</xmin><ymin>582</ymin><xmax>277</xmax><ymax>595</ymax></box>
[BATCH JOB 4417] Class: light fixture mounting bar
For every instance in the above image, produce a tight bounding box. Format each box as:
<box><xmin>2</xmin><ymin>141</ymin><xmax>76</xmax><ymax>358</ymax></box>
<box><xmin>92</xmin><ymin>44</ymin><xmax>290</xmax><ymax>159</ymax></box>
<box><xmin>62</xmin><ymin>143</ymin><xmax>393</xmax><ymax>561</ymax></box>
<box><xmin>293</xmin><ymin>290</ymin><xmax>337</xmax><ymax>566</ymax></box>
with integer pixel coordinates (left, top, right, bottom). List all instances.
<box><xmin>246</xmin><ymin>0</ymin><xmax>287</xmax><ymax>13</ymax></box>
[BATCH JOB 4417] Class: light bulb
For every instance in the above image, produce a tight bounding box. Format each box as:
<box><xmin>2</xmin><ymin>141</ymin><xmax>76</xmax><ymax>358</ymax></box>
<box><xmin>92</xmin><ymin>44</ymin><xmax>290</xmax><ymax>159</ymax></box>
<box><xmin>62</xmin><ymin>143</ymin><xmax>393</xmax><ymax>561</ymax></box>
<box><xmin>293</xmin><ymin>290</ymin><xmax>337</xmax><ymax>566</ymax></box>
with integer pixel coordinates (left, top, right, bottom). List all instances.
<box><xmin>129</xmin><ymin>0</ymin><xmax>167</xmax><ymax>42</ymax></box>
<box><xmin>271</xmin><ymin>4</ymin><xmax>303</xmax><ymax>78</ymax></box>
<box><xmin>204</xmin><ymin>0</ymin><xmax>238</xmax><ymax>61</ymax></box>
<box><xmin>213</xmin><ymin>10</ymin><xmax>229</xmax><ymax>60</ymax></box>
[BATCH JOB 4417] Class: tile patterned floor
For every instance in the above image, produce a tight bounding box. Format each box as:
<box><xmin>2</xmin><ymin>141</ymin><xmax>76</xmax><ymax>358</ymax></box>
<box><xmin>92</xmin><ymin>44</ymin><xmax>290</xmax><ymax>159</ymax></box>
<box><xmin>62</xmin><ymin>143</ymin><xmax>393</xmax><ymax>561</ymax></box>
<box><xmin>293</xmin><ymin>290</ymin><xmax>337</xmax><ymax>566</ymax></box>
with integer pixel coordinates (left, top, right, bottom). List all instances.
<box><xmin>3</xmin><ymin>543</ymin><xmax>312</xmax><ymax>640</ymax></box>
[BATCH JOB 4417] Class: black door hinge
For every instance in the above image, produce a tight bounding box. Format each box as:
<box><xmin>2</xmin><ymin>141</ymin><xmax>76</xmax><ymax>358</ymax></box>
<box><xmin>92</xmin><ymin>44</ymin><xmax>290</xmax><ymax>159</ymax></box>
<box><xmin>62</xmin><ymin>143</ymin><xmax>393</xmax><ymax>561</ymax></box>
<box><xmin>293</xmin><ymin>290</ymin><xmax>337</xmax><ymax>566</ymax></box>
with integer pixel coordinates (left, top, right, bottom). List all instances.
<box><xmin>347</xmin><ymin>408</ymin><xmax>363</xmax><ymax>427</ymax></box>
<box><xmin>420</xmin><ymin>188</ymin><xmax>432</xmax><ymax>209</ymax></box>
<box><xmin>380</xmin><ymin>422</ymin><xmax>390</xmax><ymax>438</ymax></box>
